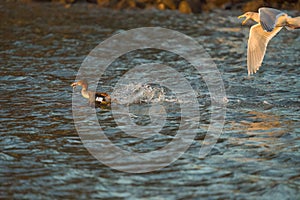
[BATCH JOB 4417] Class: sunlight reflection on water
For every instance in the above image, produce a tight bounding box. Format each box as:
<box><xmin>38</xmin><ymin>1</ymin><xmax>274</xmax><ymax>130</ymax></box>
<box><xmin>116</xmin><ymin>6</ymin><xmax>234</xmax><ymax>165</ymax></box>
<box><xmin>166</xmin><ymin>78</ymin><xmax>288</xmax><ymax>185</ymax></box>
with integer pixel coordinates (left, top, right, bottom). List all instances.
<box><xmin>1</xmin><ymin>2</ymin><xmax>299</xmax><ymax>199</ymax></box>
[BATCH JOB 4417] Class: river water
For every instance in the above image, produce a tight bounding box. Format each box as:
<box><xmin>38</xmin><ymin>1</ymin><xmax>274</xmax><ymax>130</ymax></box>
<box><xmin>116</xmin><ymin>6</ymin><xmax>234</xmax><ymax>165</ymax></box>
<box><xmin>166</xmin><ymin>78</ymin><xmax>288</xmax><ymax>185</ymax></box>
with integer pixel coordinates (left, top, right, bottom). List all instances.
<box><xmin>1</xmin><ymin>2</ymin><xmax>300</xmax><ymax>199</ymax></box>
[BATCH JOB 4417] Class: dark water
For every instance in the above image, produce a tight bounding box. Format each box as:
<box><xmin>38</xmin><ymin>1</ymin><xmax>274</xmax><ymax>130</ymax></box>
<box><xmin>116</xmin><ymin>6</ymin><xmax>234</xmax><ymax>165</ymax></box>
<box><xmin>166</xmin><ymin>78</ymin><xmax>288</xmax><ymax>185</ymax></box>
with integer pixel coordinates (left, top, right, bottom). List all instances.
<box><xmin>1</xmin><ymin>2</ymin><xmax>300</xmax><ymax>199</ymax></box>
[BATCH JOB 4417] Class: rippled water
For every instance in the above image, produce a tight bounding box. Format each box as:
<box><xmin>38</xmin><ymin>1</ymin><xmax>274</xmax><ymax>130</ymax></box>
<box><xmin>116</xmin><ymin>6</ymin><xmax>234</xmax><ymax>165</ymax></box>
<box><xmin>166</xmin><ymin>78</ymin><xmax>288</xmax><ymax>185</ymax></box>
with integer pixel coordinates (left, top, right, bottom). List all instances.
<box><xmin>1</xmin><ymin>2</ymin><xmax>300</xmax><ymax>199</ymax></box>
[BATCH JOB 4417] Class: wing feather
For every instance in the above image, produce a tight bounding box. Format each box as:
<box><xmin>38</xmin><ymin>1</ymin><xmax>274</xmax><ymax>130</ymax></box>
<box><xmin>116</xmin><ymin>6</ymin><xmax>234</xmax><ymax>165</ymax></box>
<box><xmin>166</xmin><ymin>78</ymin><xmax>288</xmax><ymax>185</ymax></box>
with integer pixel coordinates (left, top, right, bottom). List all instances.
<box><xmin>247</xmin><ymin>24</ymin><xmax>282</xmax><ymax>75</ymax></box>
<box><xmin>259</xmin><ymin>7</ymin><xmax>285</xmax><ymax>32</ymax></box>
<box><xmin>286</xmin><ymin>16</ymin><xmax>300</xmax><ymax>29</ymax></box>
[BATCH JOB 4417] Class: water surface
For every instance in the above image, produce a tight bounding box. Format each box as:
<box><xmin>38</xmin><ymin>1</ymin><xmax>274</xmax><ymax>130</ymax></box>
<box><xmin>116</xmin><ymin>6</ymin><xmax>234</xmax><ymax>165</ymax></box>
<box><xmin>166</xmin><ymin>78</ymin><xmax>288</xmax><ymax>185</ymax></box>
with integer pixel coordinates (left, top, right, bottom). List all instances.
<box><xmin>1</xmin><ymin>2</ymin><xmax>299</xmax><ymax>199</ymax></box>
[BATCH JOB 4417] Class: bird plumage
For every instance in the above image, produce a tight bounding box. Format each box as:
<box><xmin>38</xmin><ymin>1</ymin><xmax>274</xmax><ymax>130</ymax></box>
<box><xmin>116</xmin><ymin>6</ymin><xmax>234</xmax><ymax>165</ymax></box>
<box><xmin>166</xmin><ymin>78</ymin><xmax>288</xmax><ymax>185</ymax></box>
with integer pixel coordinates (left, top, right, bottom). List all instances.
<box><xmin>247</xmin><ymin>24</ymin><xmax>282</xmax><ymax>74</ymax></box>
<box><xmin>71</xmin><ymin>80</ymin><xmax>111</xmax><ymax>106</ymax></box>
<box><xmin>238</xmin><ymin>7</ymin><xmax>300</xmax><ymax>75</ymax></box>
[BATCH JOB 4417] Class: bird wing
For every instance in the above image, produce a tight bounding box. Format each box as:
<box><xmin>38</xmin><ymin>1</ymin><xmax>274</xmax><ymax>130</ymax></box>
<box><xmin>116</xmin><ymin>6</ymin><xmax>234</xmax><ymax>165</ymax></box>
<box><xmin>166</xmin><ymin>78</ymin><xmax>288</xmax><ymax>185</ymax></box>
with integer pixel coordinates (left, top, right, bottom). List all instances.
<box><xmin>247</xmin><ymin>24</ymin><xmax>282</xmax><ymax>75</ymax></box>
<box><xmin>95</xmin><ymin>92</ymin><xmax>111</xmax><ymax>104</ymax></box>
<box><xmin>259</xmin><ymin>7</ymin><xmax>285</xmax><ymax>32</ymax></box>
<box><xmin>286</xmin><ymin>16</ymin><xmax>300</xmax><ymax>30</ymax></box>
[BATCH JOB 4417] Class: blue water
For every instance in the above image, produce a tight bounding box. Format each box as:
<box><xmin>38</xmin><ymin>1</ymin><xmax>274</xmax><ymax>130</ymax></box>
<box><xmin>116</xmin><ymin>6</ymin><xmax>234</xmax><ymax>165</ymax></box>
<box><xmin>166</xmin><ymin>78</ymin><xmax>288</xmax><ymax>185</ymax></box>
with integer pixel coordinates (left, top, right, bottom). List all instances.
<box><xmin>1</xmin><ymin>2</ymin><xmax>299</xmax><ymax>199</ymax></box>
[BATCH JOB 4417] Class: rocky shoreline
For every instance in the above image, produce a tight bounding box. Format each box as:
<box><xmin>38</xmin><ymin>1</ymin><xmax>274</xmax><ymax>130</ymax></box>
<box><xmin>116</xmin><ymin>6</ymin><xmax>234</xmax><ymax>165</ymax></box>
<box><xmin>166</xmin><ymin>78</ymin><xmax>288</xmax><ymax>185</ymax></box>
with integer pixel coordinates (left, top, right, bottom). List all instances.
<box><xmin>10</xmin><ymin>0</ymin><xmax>300</xmax><ymax>13</ymax></box>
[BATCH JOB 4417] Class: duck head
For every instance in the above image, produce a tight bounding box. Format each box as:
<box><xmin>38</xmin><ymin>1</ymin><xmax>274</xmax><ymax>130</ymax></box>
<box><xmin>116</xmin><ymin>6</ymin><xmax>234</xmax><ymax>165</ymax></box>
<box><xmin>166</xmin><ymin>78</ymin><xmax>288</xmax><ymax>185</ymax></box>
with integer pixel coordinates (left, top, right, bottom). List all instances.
<box><xmin>71</xmin><ymin>80</ymin><xmax>88</xmax><ymax>89</ymax></box>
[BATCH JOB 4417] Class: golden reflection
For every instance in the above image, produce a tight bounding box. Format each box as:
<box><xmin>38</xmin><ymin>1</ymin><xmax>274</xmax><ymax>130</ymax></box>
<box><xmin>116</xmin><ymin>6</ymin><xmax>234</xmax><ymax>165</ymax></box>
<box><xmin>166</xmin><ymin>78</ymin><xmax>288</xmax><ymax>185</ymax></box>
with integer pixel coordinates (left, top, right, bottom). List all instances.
<box><xmin>224</xmin><ymin>110</ymin><xmax>296</xmax><ymax>151</ymax></box>
<box><xmin>231</xmin><ymin>110</ymin><xmax>290</xmax><ymax>137</ymax></box>
<box><xmin>224</xmin><ymin>110</ymin><xmax>295</xmax><ymax>163</ymax></box>
<box><xmin>245</xmin><ymin>111</ymin><xmax>282</xmax><ymax>132</ymax></box>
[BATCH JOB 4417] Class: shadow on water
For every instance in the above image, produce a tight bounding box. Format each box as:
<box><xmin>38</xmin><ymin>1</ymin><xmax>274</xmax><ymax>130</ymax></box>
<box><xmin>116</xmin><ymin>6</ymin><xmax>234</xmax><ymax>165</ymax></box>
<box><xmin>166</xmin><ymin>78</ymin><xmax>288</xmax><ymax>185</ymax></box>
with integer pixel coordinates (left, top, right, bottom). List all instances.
<box><xmin>1</xmin><ymin>2</ymin><xmax>299</xmax><ymax>199</ymax></box>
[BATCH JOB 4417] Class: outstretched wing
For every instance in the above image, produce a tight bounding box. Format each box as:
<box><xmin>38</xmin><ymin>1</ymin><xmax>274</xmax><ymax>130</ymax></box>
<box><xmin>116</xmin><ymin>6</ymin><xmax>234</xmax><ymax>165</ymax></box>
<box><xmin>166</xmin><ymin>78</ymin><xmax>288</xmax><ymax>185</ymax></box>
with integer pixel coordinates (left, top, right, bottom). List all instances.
<box><xmin>286</xmin><ymin>16</ymin><xmax>300</xmax><ymax>30</ymax></box>
<box><xmin>259</xmin><ymin>7</ymin><xmax>285</xmax><ymax>32</ymax></box>
<box><xmin>247</xmin><ymin>24</ymin><xmax>282</xmax><ymax>75</ymax></box>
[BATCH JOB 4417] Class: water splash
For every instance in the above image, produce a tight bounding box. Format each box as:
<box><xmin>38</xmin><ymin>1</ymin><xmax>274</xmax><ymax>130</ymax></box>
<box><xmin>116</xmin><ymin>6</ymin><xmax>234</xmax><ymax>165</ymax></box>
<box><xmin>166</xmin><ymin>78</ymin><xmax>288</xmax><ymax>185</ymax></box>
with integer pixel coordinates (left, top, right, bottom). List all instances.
<box><xmin>111</xmin><ymin>83</ymin><xmax>166</xmax><ymax>104</ymax></box>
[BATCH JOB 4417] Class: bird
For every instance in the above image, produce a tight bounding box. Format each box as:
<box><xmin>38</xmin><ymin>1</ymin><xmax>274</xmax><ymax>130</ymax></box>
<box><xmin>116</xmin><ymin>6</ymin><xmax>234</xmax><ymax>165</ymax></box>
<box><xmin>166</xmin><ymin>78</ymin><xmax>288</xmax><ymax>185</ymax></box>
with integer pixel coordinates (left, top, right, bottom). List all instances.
<box><xmin>71</xmin><ymin>80</ymin><xmax>111</xmax><ymax>106</ymax></box>
<box><xmin>238</xmin><ymin>7</ymin><xmax>300</xmax><ymax>75</ymax></box>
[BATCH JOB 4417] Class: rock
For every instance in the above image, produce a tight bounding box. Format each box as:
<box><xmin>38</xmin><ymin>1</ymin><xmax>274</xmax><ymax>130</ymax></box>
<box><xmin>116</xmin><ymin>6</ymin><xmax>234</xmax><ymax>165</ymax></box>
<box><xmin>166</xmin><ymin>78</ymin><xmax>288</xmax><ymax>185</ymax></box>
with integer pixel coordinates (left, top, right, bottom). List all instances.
<box><xmin>97</xmin><ymin>0</ymin><xmax>110</xmax><ymax>7</ymax></box>
<box><xmin>162</xmin><ymin>0</ymin><xmax>176</xmax><ymax>10</ymax></box>
<box><xmin>243</xmin><ymin>0</ymin><xmax>263</xmax><ymax>12</ymax></box>
<box><xmin>187</xmin><ymin>0</ymin><xmax>204</xmax><ymax>13</ymax></box>
<box><xmin>116</xmin><ymin>0</ymin><xmax>136</xmax><ymax>9</ymax></box>
<box><xmin>179</xmin><ymin>0</ymin><xmax>192</xmax><ymax>14</ymax></box>
<box><xmin>157</xmin><ymin>2</ymin><xmax>166</xmax><ymax>10</ymax></box>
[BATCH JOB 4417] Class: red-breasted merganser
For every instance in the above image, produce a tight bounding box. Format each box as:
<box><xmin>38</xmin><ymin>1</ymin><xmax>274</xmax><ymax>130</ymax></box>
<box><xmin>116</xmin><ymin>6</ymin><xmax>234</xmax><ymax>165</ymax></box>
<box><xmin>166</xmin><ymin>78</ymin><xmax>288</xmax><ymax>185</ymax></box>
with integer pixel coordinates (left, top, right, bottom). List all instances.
<box><xmin>71</xmin><ymin>80</ymin><xmax>111</xmax><ymax>106</ymax></box>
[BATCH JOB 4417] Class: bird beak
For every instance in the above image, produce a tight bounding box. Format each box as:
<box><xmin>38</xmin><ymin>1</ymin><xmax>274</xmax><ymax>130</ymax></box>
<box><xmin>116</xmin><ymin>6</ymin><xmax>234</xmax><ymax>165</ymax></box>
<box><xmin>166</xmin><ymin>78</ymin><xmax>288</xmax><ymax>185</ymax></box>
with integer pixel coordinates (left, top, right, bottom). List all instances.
<box><xmin>238</xmin><ymin>14</ymin><xmax>248</xmax><ymax>25</ymax></box>
<box><xmin>237</xmin><ymin>14</ymin><xmax>244</xmax><ymax>18</ymax></box>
